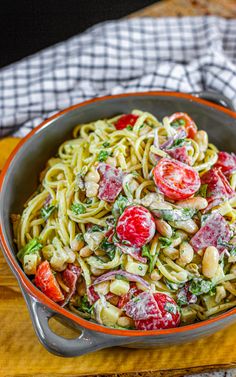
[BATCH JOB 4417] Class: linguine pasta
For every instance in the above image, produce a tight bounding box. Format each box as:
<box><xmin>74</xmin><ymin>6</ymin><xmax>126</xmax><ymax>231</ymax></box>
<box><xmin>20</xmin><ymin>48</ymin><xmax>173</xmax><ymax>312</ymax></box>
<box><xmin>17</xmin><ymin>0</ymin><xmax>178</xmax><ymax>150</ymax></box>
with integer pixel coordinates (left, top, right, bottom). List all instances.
<box><xmin>12</xmin><ymin>110</ymin><xmax>236</xmax><ymax>330</ymax></box>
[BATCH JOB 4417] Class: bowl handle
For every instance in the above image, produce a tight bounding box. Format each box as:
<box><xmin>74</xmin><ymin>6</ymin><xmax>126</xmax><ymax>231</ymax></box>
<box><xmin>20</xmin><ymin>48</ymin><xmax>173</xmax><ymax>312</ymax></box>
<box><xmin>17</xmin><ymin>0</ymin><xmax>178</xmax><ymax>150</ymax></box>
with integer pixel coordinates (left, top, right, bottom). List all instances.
<box><xmin>191</xmin><ymin>91</ymin><xmax>235</xmax><ymax>111</ymax></box>
<box><xmin>22</xmin><ymin>288</ymin><xmax>134</xmax><ymax>357</ymax></box>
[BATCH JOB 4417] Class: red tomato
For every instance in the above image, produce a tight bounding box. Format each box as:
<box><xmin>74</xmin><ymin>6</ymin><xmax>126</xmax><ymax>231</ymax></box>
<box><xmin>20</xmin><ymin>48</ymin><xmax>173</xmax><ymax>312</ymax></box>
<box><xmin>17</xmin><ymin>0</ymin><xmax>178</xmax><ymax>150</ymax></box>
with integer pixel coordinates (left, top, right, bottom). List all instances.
<box><xmin>115</xmin><ymin>114</ymin><xmax>138</xmax><ymax>130</ymax></box>
<box><xmin>153</xmin><ymin>158</ymin><xmax>200</xmax><ymax>200</ymax></box>
<box><xmin>214</xmin><ymin>151</ymin><xmax>236</xmax><ymax>176</ymax></box>
<box><xmin>116</xmin><ymin>205</ymin><xmax>156</xmax><ymax>247</ymax></box>
<box><xmin>168</xmin><ymin>112</ymin><xmax>197</xmax><ymax>139</ymax></box>
<box><xmin>134</xmin><ymin>293</ymin><xmax>180</xmax><ymax>330</ymax></box>
<box><xmin>35</xmin><ymin>261</ymin><xmax>64</xmax><ymax>302</ymax></box>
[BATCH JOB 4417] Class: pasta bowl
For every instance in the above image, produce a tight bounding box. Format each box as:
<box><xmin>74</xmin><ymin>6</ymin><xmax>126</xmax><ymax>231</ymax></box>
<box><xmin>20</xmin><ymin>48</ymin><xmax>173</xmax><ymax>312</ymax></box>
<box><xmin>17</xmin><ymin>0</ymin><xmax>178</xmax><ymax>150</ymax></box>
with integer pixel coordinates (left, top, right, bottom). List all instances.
<box><xmin>1</xmin><ymin>91</ymin><xmax>236</xmax><ymax>357</ymax></box>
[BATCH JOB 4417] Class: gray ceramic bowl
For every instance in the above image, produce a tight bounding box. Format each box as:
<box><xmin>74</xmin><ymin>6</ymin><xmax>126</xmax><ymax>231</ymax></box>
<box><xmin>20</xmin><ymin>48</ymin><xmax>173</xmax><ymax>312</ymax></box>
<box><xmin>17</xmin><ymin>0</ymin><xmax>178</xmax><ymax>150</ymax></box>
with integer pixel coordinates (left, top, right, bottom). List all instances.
<box><xmin>1</xmin><ymin>91</ymin><xmax>236</xmax><ymax>357</ymax></box>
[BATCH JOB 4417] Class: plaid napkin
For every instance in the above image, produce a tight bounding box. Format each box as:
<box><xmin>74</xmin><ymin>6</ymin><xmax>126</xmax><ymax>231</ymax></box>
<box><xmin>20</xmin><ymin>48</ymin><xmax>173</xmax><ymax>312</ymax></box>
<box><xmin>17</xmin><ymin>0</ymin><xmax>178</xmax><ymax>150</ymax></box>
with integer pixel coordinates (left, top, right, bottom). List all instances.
<box><xmin>0</xmin><ymin>16</ymin><xmax>236</xmax><ymax>137</ymax></box>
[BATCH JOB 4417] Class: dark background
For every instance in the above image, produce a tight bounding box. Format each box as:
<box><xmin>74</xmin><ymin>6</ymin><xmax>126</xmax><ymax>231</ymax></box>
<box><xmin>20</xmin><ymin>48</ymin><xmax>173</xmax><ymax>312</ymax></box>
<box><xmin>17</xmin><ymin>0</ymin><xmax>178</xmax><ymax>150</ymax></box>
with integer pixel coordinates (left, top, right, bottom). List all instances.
<box><xmin>0</xmin><ymin>0</ymin><xmax>158</xmax><ymax>68</ymax></box>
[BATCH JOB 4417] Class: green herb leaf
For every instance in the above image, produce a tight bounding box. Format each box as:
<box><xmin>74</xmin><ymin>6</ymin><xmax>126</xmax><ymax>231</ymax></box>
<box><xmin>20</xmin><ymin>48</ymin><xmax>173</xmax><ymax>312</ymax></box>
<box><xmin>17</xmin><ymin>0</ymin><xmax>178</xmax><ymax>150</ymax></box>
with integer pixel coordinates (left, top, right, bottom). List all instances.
<box><xmin>153</xmin><ymin>208</ymin><xmax>196</xmax><ymax>222</ymax></box>
<box><xmin>102</xmin><ymin>141</ymin><xmax>110</xmax><ymax>148</ymax></box>
<box><xmin>159</xmin><ymin>237</ymin><xmax>172</xmax><ymax>248</ymax></box>
<box><xmin>98</xmin><ymin>150</ymin><xmax>109</xmax><ymax>162</ymax></box>
<box><xmin>189</xmin><ymin>278</ymin><xmax>213</xmax><ymax>296</ymax></box>
<box><xmin>112</xmin><ymin>195</ymin><xmax>129</xmax><ymax>217</ymax></box>
<box><xmin>71</xmin><ymin>203</ymin><xmax>86</xmax><ymax>215</ymax></box>
<box><xmin>141</xmin><ymin>245</ymin><xmax>156</xmax><ymax>272</ymax></box>
<box><xmin>171</xmin><ymin>139</ymin><xmax>186</xmax><ymax>148</ymax></box>
<box><xmin>90</xmin><ymin>225</ymin><xmax>104</xmax><ymax>232</ymax></box>
<box><xmin>79</xmin><ymin>295</ymin><xmax>94</xmax><ymax>314</ymax></box>
<box><xmin>165</xmin><ymin>279</ymin><xmax>180</xmax><ymax>291</ymax></box>
<box><xmin>126</xmin><ymin>125</ymin><xmax>133</xmax><ymax>131</ymax></box>
<box><xmin>198</xmin><ymin>184</ymin><xmax>208</xmax><ymax>198</ymax></box>
<box><xmin>100</xmin><ymin>238</ymin><xmax>116</xmax><ymax>260</ymax></box>
<box><xmin>17</xmin><ymin>238</ymin><xmax>42</xmax><ymax>262</ymax></box>
<box><xmin>41</xmin><ymin>205</ymin><xmax>56</xmax><ymax>220</ymax></box>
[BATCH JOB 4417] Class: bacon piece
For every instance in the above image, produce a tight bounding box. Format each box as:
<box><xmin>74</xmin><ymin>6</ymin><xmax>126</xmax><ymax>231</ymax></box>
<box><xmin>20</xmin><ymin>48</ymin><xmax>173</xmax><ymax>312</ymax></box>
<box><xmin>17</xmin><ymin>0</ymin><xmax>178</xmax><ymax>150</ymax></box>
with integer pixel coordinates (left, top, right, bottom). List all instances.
<box><xmin>97</xmin><ymin>163</ymin><xmax>124</xmax><ymax>203</ymax></box>
<box><xmin>61</xmin><ymin>264</ymin><xmax>81</xmax><ymax>306</ymax></box>
<box><xmin>201</xmin><ymin>167</ymin><xmax>234</xmax><ymax>212</ymax></box>
<box><xmin>167</xmin><ymin>146</ymin><xmax>191</xmax><ymax>165</ymax></box>
<box><xmin>190</xmin><ymin>213</ymin><xmax>231</xmax><ymax>253</ymax></box>
<box><xmin>214</xmin><ymin>151</ymin><xmax>236</xmax><ymax>177</ymax></box>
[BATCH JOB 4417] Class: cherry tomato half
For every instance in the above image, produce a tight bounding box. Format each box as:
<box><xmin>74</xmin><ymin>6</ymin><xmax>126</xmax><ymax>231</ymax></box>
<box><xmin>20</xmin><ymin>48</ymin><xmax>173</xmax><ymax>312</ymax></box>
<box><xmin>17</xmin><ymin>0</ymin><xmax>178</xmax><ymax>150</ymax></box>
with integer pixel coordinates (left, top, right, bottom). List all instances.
<box><xmin>35</xmin><ymin>261</ymin><xmax>64</xmax><ymax>302</ymax></box>
<box><xmin>214</xmin><ymin>151</ymin><xmax>236</xmax><ymax>176</ymax></box>
<box><xmin>168</xmin><ymin>112</ymin><xmax>197</xmax><ymax>139</ymax></box>
<box><xmin>153</xmin><ymin>158</ymin><xmax>201</xmax><ymax>200</ymax></box>
<box><xmin>115</xmin><ymin>114</ymin><xmax>138</xmax><ymax>130</ymax></box>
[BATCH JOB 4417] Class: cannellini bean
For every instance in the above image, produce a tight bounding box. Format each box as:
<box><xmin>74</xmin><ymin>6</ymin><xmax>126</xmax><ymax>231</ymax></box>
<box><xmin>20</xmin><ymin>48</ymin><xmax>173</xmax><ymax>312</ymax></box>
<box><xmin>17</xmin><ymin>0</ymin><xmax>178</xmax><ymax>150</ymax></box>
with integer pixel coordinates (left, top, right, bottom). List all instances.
<box><xmin>84</xmin><ymin>168</ymin><xmax>100</xmax><ymax>183</ymax></box>
<box><xmin>150</xmin><ymin>269</ymin><xmax>162</xmax><ymax>281</ymax></box>
<box><xmin>170</xmin><ymin>219</ymin><xmax>198</xmax><ymax>234</ymax></box>
<box><xmin>215</xmin><ymin>286</ymin><xmax>227</xmax><ymax>303</ymax></box>
<box><xmin>79</xmin><ymin>246</ymin><xmax>93</xmax><ymax>258</ymax></box>
<box><xmin>70</xmin><ymin>237</ymin><xmax>84</xmax><ymax>252</ymax></box>
<box><xmin>194</xmin><ymin>130</ymin><xmax>208</xmax><ymax>152</ymax></box>
<box><xmin>117</xmin><ymin>316</ymin><xmax>134</xmax><ymax>328</ymax></box>
<box><xmin>155</xmin><ymin>219</ymin><xmax>172</xmax><ymax>238</ymax></box>
<box><xmin>94</xmin><ymin>281</ymin><xmax>110</xmax><ymax>295</ymax></box>
<box><xmin>175</xmin><ymin>230</ymin><xmax>188</xmax><ymax>241</ymax></box>
<box><xmin>106</xmin><ymin>156</ymin><xmax>117</xmax><ymax>167</ymax></box>
<box><xmin>162</xmin><ymin>247</ymin><xmax>179</xmax><ymax>260</ymax></box>
<box><xmin>176</xmin><ymin>197</ymin><xmax>208</xmax><ymax>210</ymax></box>
<box><xmin>140</xmin><ymin>193</ymin><xmax>164</xmax><ymax>207</ymax></box>
<box><xmin>186</xmin><ymin>263</ymin><xmax>200</xmax><ymax>276</ymax></box>
<box><xmin>177</xmin><ymin>241</ymin><xmax>194</xmax><ymax>266</ymax></box>
<box><xmin>202</xmin><ymin>246</ymin><xmax>219</xmax><ymax>279</ymax></box>
<box><xmin>85</xmin><ymin>181</ymin><xmax>99</xmax><ymax>198</ymax></box>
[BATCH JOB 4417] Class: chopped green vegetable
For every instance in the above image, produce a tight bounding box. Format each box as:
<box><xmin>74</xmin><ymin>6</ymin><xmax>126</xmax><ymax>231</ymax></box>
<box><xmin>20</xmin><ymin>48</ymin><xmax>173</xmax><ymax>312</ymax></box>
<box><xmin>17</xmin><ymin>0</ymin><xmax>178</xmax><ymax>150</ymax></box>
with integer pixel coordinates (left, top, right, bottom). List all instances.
<box><xmin>98</xmin><ymin>150</ymin><xmax>109</xmax><ymax>162</ymax></box>
<box><xmin>112</xmin><ymin>195</ymin><xmax>129</xmax><ymax>217</ymax></box>
<box><xmin>159</xmin><ymin>237</ymin><xmax>172</xmax><ymax>248</ymax></box>
<box><xmin>90</xmin><ymin>224</ymin><xmax>104</xmax><ymax>232</ymax></box>
<box><xmin>141</xmin><ymin>245</ymin><xmax>156</xmax><ymax>272</ymax></box>
<box><xmin>102</xmin><ymin>141</ymin><xmax>110</xmax><ymax>148</ymax></box>
<box><xmin>176</xmin><ymin>290</ymin><xmax>188</xmax><ymax>307</ymax></box>
<box><xmin>126</xmin><ymin>125</ymin><xmax>133</xmax><ymax>131</ymax></box>
<box><xmin>171</xmin><ymin>139</ymin><xmax>186</xmax><ymax>148</ymax></box>
<box><xmin>153</xmin><ymin>208</ymin><xmax>196</xmax><ymax>221</ymax></box>
<box><xmin>197</xmin><ymin>184</ymin><xmax>208</xmax><ymax>198</ymax></box>
<box><xmin>189</xmin><ymin>278</ymin><xmax>213</xmax><ymax>296</ymax></box>
<box><xmin>41</xmin><ymin>205</ymin><xmax>56</xmax><ymax>220</ymax></box>
<box><xmin>100</xmin><ymin>238</ymin><xmax>116</xmax><ymax>260</ymax></box>
<box><xmin>17</xmin><ymin>238</ymin><xmax>42</xmax><ymax>262</ymax></box>
<box><xmin>79</xmin><ymin>295</ymin><xmax>94</xmax><ymax>314</ymax></box>
<box><xmin>71</xmin><ymin>203</ymin><xmax>86</xmax><ymax>215</ymax></box>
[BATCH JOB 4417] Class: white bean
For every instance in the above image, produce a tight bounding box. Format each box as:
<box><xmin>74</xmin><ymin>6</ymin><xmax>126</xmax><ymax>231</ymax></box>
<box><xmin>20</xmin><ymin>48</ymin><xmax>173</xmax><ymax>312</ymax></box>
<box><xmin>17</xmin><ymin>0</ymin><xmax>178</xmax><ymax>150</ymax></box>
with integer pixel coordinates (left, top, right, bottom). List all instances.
<box><xmin>162</xmin><ymin>247</ymin><xmax>179</xmax><ymax>260</ymax></box>
<box><xmin>85</xmin><ymin>181</ymin><xmax>99</xmax><ymax>197</ymax></box>
<box><xmin>155</xmin><ymin>219</ymin><xmax>172</xmax><ymax>238</ymax></box>
<box><xmin>170</xmin><ymin>219</ymin><xmax>198</xmax><ymax>234</ymax></box>
<box><xmin>177</xmin><ymin>241</ymin><xmax>194</xmax><ymax>266</ymax></box>
<box><xmin>176</xmin><ymin>197</ymin><xmax>208</xmax><ymax>210</ymax></box>
<box><xmin>70</xmin><ymin>237</ymin><xmax>84</xmax><ymax>252</ymax></box>
<box><xmin>194</xmin><ymin>130</ymin><xmax>208</xmax><ymax>152</ymax></box>
<box><xmin>80</xmin><ymin>246</ymin><xmax>93</xmax><ymax>258</ymax></box>
<box><xmin>202</xmin><ymin>246</ymin><xmax>219</xmax><ymax>279</ymax></box>
<box><xmin>84</xmin><ymin>167</ymin><xmax>100</xmax><ymax>183</ymax></box>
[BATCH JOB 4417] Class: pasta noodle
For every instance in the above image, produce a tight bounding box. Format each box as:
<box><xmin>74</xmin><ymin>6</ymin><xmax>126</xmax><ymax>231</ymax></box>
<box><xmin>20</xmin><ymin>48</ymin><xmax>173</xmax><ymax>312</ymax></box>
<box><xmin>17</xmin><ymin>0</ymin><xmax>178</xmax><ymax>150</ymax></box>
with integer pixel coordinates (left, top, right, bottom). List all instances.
<box><xmin>12</xmin><ymin>110</ymin><xmax>236</xmax><ymax>330</ymax></box>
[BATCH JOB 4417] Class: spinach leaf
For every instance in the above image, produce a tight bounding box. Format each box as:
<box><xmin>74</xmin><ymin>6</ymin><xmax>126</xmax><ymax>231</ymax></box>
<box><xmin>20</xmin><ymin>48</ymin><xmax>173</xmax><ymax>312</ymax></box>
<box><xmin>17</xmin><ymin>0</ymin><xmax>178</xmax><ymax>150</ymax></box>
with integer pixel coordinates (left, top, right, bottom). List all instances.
<box><xmin>153</xmin><ymin>208</ymin><xmax>196</xmax><ymax>221</ymax></box>
<box><xmin>100</xmin><ymin>238</ymin><xmax>116</xmax><ymax>260</ymax></box>
<box><xmin>142</xmin><ymin>245</ymin><xmax>156</xmax><ymax>272</ymax></box>
<box><xmin>159</xmin><ymin>237</ymin><xmax>172</xmax><ymax>248</ymax></box>
<box><xmin>98</xmin><ymin>150</ymin><xmax>109</xmax><ymax>162</ymax></box>
<box><xmin>41</xmin><ymin>205</ymin><xmax>56</xmax><ymax>220</ymax></box>
<box><xmin>71</xmin><ymin>203</ymin><xmax>86</xmax><ymax>215</ymax></box>
<box><xmin>189</xmin><ymin>278</ymin><xmax>213</xmax><ymax>296</ymax></box>
<box><xmin>112</xmin><ymin>195</ymin><xmax>129</xmax><ymax>217</ymax></box>
<box><xmin>171</xmin><ymin>139</ymin><xmax>185</xmax><ymax>148</ymax></box>
<box><xmin>79</xmin><ymin>295</ymin><xmax>94</xmax><ymax>314</ymax></box>
<box><xmin>17</xmin><ymin>238</ymin><xmax>42</xmax><ymax>262</ymax></box>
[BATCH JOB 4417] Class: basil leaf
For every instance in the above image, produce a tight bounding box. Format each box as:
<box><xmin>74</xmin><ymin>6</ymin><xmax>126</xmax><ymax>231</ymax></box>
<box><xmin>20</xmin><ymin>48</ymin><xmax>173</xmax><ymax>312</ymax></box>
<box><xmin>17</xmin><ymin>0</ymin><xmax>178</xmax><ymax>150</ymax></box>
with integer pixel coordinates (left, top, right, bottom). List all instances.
<box><xmin>41</xmin><ymin>205</ymin><xmax>56</xmax><ymax>220</ymax></box>
<box><xmin>98</xmin><ymin>150</ymin><xmax>109</xmax><ymax>162</ymax></box>
<box><xmin>189</xmin><ymin>278</ymin><xmax>213</xmax><ymax>296</ymax></box>
<box><xmin>112</xmin><ymin>195</ymin><xmax>129</xmax><ymax>217</ymax></box>
<box><xmin>126</xmin><ymin>125</ymin><xmax>133</xmax><ymax>131</ymax></box>
<box><xmin>100</xmin><ymin>238</ymin><xmax>116</xmax><ymax>260</ymax></box>
<box><xmin>90</xmin><ymin>225</ymin><xmax>104</xmax><ymax>232</ymax></box>
<box><xmin>171</xmin><ymin>139</ymin><xmax>185</xmax><ymax>148</ymax></box>
<box><xmin>159</xmin><ymin>237</ymin><xmax>172</xmax><ymax>248</ymax></box>
<box><xmin>141</xmin><ymin>245</ymin><xmax>156</xmax><ymax>272</ymax></box>
<box><xmin>79</xmin><ymin>295</ymin><xmax>94</xmax><ymax>314</ymax></box>
<box><xmin>17</xmin><ymin>238</ymin><xmax>42</xmax><ymax>262</ymax></box>
<box><xmin>71</xmin><ymin>203</ymin><xmax>86</xmax><ymax>215</ymax></box>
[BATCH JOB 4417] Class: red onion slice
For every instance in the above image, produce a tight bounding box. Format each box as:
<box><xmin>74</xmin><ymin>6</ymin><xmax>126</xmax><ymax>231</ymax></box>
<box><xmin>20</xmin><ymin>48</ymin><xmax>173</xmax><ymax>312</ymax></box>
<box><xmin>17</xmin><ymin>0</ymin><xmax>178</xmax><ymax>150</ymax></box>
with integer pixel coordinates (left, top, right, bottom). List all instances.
<box><xmin>92</xmin><ymin>270</ymin><xmax>150</xmax><ymax>288</ymax></box>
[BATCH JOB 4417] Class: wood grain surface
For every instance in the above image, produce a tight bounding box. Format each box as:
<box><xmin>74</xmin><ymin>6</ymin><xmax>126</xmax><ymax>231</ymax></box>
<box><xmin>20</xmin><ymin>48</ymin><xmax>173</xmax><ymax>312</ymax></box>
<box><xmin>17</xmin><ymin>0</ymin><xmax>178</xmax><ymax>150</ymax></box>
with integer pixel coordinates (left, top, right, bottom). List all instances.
<box><xmin>1</xmin><ymin>1</ymin><xmax>236</xmax><ymax>375</ymax></box>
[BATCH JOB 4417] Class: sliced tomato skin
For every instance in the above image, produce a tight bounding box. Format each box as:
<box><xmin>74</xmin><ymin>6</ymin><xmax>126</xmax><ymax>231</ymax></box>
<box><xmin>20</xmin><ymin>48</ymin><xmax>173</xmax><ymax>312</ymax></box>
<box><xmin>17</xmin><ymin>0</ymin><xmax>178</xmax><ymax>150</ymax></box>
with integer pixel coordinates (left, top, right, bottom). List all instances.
<box><xmin>153</xmin><ymin>158</ymin><xmax>201</xmax><ymax>201</ymax></box>
<box><xmin>115</xmin><ymin>114</ymin><xmax>138</xmax><ymax>130</ymax></box>
<box><xmin>118</xmin><ymin>283</ymin><xmax>142</xmax><ymax>309</ymax></box>
<box><xmin>169</xmin><ymin>112</ymin><xmax>197</xmax><ymax>139</ymax></box>
<box><xmin>35</xmin><ymin>261</ymin><xmax>64</xmax><ymax>302</ymax></box>
<box><xmin>116</xmin><ymin>205</ymin><xmax>156</xmax><ymax>247</ymax></box>
<box><xmin>134</xmin><ymin>293</ymin><xmax>180</xmax><ymax>330</ymax></box>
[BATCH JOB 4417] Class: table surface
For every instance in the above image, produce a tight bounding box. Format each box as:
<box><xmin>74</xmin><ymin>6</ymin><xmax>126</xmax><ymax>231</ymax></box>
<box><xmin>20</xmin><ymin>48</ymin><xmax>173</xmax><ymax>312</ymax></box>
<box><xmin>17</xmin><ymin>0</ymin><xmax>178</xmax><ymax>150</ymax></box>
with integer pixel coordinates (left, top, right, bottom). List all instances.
<box><xmin>1</xmin><ymin>1</ymin><xmax>236</xmax><ymax>376</ymax></box>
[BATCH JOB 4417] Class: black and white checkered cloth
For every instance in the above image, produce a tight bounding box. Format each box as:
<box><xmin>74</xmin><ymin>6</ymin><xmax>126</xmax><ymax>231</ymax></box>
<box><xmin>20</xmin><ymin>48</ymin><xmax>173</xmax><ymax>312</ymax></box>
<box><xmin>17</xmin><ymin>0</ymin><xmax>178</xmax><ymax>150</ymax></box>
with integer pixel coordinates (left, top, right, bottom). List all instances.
<box><xmin>1</xmin><ymin>16</ymin><xmax>236</xmax><ymax>137</ymax></box>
